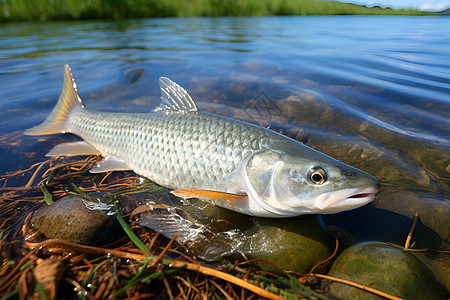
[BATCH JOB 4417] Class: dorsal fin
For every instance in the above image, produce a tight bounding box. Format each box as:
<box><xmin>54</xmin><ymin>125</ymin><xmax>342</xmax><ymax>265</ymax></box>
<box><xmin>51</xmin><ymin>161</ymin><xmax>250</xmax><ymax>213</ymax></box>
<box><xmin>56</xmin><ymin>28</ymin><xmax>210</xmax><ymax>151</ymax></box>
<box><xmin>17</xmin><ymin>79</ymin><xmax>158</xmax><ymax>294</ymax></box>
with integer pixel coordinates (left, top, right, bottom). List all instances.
<box><xmin>154</xmin><ymin>77</ymin><xmax>198</xmax><ymax>114</ymax></box>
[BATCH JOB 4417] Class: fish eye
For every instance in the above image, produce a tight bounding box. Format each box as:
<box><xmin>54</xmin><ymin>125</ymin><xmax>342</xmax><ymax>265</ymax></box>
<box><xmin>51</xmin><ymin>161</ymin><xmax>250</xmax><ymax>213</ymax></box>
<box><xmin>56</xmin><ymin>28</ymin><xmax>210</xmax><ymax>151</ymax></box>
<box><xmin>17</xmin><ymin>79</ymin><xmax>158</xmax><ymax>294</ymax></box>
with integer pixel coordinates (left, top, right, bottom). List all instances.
<box><xmin>308</xmin><ymin>167</ymin><xmax>327</xmax><ymax>185</ymax></box>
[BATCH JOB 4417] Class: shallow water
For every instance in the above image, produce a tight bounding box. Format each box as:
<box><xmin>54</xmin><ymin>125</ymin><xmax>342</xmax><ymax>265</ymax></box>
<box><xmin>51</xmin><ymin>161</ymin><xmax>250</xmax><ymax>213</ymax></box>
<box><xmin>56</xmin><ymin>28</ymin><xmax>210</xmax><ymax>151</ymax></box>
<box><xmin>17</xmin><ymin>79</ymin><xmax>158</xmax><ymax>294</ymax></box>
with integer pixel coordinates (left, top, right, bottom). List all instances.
<box><xmin>0</xmin><ymin>16</ymin><xmax>449</xmax><ymax>288</ymax></box>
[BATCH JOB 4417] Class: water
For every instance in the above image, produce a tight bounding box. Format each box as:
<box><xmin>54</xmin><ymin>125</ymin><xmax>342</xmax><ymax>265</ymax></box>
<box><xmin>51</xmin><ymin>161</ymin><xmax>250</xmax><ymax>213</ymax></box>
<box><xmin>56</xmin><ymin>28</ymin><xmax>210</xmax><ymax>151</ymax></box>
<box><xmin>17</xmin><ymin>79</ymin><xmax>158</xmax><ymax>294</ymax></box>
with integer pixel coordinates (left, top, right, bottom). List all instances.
<box><xmin>0</xmin><ymin>16</ymin><xmax>449</xmax><ymax>287</ymax></box>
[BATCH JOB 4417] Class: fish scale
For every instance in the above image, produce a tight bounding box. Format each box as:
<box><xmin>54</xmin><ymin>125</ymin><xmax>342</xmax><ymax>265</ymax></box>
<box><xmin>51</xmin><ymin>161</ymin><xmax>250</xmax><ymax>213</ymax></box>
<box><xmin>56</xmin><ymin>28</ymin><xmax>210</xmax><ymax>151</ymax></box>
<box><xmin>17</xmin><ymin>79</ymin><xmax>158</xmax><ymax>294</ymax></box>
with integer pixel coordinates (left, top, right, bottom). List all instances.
<box><xmin>68</xmin><ymin>107</ymin><xmax>269</xmax><ymax>190</ymax></box>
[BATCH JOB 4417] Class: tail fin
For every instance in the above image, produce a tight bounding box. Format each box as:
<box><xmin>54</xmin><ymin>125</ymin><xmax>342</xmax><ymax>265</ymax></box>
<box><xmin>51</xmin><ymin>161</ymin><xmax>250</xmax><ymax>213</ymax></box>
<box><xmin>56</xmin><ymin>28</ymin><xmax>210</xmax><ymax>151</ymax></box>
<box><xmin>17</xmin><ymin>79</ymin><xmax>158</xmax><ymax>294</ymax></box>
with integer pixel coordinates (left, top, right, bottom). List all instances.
<box><xmin>24</xmin><ymin>65</ymin><xmax>84</xmax><ymax>136</ymax></box>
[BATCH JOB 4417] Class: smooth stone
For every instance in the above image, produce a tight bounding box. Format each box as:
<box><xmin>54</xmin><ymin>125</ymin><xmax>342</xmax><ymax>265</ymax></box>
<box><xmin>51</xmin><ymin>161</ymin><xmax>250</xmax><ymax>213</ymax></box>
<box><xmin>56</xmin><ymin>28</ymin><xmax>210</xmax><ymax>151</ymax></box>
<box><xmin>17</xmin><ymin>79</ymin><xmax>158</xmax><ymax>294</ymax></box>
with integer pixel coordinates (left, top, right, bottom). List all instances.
<box><xmin>30</xmin><ymin>195</ymin><xmax>121</xmax><ymax>245</ymax></box>
<box><xmin>242</xmin><ymin>216</ymin><xmax>331</xmax><ymax>274</ymax></box>
<box><xmin>327</xmin><ymin>241</ymin><xmax>449</xmax><ymax>300</ymax></box>
<box><xmin>137</xmin><ymin>197</ymin><xmax>330</xmax><ymax>272</ymax></box>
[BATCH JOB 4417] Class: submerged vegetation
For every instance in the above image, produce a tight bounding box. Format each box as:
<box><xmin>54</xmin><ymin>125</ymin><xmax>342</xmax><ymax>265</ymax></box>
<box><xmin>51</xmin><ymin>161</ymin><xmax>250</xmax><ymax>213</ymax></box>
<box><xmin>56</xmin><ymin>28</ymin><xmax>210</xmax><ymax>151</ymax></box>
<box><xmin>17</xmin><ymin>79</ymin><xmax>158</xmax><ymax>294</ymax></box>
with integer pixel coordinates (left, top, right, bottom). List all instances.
<box><xmin>0</xmin><ymin>0</ymin><xmax>435</xmax><ymax>21</ymax></box>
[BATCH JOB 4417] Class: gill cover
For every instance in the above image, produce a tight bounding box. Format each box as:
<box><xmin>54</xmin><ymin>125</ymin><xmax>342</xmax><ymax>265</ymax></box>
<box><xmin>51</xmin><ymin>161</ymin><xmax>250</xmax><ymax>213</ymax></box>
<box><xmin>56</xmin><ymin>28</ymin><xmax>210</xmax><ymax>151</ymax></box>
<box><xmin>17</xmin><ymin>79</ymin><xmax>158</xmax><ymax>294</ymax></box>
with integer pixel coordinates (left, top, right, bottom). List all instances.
<box><xmin>243</xmin><ymin>150</ymin><xmax>304</xmax><ymax>216</ymax></box>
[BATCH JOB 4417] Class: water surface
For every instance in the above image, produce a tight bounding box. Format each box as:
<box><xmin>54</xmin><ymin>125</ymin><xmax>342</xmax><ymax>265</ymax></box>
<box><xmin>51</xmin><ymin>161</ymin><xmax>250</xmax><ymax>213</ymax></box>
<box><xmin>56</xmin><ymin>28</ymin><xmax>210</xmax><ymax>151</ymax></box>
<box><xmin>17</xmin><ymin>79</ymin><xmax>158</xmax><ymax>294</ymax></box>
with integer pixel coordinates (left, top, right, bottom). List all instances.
<box><xmin>0</xmin><ymin>15</ymin><xmax>449</xmax><ymax>287</ymax></box>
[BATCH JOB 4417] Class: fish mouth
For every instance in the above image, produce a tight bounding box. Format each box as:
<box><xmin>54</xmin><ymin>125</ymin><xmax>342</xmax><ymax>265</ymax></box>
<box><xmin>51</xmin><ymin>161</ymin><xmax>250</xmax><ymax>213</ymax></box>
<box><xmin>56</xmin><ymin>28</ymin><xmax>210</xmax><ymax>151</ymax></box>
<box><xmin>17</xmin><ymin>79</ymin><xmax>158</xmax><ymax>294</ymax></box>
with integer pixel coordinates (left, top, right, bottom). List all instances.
<box><xmin>314</xmin><ymin>187</ymin><xmax>378</xmax><ymax>212</ymax></box>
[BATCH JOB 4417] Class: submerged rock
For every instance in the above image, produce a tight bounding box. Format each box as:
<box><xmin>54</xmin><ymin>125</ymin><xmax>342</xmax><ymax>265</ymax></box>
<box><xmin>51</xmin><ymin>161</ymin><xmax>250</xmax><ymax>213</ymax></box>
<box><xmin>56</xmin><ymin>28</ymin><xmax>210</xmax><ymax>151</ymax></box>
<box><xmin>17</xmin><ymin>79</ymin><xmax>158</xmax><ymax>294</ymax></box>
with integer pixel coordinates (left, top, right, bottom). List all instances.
<box><xmin>30</xmin><ymin>195</ymin><xmax>122</xmax><ymax>245</ymax></box>
<box><xmin>327</xmin><ymin>241</ymin><xmax>449</xmax><ymax>300</ymax></box>
<box><xmin>137</xmin><ymin>199</ymin><xmax>331</xmax><ymax>273</ymax></box>
<box><xmin>240</xmin><ymin>216</ymin><xmax>331</xmax><ymax>274</ymax></box>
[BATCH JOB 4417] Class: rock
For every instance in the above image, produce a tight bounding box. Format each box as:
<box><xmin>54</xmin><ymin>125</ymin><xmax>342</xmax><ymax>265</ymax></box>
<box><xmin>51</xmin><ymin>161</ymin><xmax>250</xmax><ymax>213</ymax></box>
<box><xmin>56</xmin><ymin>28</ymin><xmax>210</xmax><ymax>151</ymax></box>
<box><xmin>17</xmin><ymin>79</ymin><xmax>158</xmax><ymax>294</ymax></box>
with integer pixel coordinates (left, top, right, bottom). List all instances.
<box><xmin>242</xmin><ymin>216</ymin><xmax>331</xmax><ymax>274</ymax></box>
<box><xmin>327</xmin><ymin>241</ymin><xmax>449</xmax><ymax>300</ymax></box>
<box><xmin>276</xmin><ymin>91</ymin><xmax>337</xmax><ymax>127</ymax></box>
<box><xmin>30</xmin><ymin>195</ymin><xmax>122</xmax><ymax>245</ymax></box>
<box><xmin>137</xmin><ymin>198</ymin><xmax>331</xmax><ymax>272</ymax></box>
<box><xmin>323</xmin><ymin>190</ymin><xmax>450</xmax><ymax>290</ymax></box>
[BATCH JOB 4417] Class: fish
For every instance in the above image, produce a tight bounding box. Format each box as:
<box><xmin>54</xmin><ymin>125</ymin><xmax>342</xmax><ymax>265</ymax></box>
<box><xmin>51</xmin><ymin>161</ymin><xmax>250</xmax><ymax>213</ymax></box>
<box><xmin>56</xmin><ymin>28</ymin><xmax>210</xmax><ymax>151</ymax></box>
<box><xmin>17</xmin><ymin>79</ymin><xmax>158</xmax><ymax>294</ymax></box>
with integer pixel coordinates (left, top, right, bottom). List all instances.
<box><xmin>25</xmin><ymin>65</ymin><xmax>380</xmax><ymax>218</ymax></box>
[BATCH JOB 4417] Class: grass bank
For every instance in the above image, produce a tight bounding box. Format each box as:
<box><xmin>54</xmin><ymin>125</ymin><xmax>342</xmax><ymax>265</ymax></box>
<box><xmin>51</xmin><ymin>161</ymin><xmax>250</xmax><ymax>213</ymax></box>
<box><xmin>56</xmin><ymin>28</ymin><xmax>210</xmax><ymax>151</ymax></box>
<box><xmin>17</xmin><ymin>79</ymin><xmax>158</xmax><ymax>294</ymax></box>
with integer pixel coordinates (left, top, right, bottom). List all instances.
<box><xmin>0</xmin><ymin>0</ymin><xmax>435</xmax><ymax>22</ymax></box>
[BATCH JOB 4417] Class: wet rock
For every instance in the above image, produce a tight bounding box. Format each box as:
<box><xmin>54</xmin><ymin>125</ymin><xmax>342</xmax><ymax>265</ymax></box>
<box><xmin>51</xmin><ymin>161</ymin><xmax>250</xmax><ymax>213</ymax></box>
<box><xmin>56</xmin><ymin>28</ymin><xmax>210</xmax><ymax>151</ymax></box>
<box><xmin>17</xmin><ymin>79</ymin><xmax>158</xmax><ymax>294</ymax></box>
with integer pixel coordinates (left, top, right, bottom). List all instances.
<box><xmin>324</xmin><ymin>199</ymin><xmax>450</xmax><ymax>291</ymax></box>
<box><xmin>137</xmin><ymin>198</ymin><xmax>330</xmax><ymax>272</ymax></box>
<box><xmin>327</xmin><ymin>241</ymin><xmax>449</xmax><ymax>300</ymax></box>
<box><xmin>242</xmin><ymin>216</ymin><xmax>331</xmax><ymax>274</ymax></box>
<box><xmin>373</xmin><ymin>190</ymin><xmax>450</xmax><ymax>248</ymax></box>
<box><xmin>30</xmin><ymin>195</ymin><xmax>122</xmax><ymax>245</ymax></box>
<box><xmin>374</xmin><ymin>189</ymin><xmax>450</xmax><ymax>290</ymax></box>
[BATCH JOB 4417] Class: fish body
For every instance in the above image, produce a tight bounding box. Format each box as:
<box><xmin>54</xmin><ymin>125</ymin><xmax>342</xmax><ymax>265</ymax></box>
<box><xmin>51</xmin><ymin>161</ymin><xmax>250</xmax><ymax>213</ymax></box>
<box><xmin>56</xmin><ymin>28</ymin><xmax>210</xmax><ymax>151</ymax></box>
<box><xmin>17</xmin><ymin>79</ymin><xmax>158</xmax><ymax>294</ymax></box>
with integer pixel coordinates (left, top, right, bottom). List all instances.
<box><xmin>25</xmin><ymin>65</ymin><xmax>379</xmax><ymax>217</ymax></box>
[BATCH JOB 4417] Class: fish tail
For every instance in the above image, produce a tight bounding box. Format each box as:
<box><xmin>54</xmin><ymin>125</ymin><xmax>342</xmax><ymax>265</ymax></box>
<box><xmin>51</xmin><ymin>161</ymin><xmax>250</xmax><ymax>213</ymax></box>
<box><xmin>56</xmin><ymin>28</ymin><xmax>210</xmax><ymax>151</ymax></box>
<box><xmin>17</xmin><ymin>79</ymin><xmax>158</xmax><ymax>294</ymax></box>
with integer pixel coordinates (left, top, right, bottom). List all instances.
<box><xmin>24</xmin><ymin>65</ymin><xmax>84</xmax><ymax>136</ymax></box>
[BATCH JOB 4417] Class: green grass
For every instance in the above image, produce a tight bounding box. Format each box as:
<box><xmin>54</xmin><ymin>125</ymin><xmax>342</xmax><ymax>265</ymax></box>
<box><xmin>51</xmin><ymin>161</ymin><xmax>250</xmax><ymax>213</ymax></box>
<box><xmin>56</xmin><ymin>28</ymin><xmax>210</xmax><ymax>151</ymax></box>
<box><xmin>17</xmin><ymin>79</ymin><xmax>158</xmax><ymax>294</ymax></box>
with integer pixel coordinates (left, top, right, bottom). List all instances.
<box><xmin>0</xmin><ymin>0</ymin><xmax>435</xmax><ymax>21</ymax></box>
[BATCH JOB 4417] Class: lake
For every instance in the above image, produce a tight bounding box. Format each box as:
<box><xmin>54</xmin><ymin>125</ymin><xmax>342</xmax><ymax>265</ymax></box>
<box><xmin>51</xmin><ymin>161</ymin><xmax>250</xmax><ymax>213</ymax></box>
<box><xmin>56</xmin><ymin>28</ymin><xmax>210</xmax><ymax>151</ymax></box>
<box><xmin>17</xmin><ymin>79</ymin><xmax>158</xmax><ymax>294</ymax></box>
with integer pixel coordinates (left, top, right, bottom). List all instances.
<box><xmin>0</xmin><ymin>15</ymin><xmax>449</xmax><ymax>295</ymax></box>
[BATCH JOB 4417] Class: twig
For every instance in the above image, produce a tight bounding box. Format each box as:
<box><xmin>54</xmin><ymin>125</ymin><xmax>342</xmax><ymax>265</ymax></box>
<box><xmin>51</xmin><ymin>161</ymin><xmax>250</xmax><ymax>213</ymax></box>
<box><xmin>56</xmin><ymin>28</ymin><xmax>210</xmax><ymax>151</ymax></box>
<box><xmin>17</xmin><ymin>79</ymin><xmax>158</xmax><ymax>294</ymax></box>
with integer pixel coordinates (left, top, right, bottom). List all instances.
<box><xmin>25</xmin><ymin>159</ymin><xmax>56</xmax><ymax>188</ymax></box>
<box><xmin>0</xmin><ymin>250</ymin><xmax>36</xmax><ymax>290</ymax></box>
<box><xmin>65</xmin><ymin>277</ymin><xmax>96</xmax><ymax>300</ymax></box>
<box><xmin>312</xmin><ymin>273</ymin><xmax>404</xmax><ymax>300</ymax></box>
<box><xmin>209</xmin><ymin>278</ymin><xmax>234</xmax><ymax>300</ymax></box>
<box><xmin>162</xmin><ymin>269</ymin><xmax>175</xmax><ymax>300</ymax></box>
<box><xmin>149</xmin><ymin>232</ymin><xmax>180</xmax><ymax>268</ymax></box>
<box><xmin>309</xmin><ymin>234</ymin><xmax>339</xmax><ymax>274</ymax></box>
<box><xmin>387</xmin><ymin>243</ymin><xmax>450</xmax><ymax>254</ymax></box>
<box><xmin>404</xmin><ymin>212</ymin><xmax>418</xmax><ymax>250</ymax></box>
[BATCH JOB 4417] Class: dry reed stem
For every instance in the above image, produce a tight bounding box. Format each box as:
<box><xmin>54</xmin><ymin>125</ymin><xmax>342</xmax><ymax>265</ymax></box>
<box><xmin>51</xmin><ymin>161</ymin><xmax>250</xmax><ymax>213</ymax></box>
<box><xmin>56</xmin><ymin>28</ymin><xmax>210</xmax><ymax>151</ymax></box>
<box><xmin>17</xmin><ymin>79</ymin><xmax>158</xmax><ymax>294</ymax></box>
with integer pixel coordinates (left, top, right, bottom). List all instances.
<box><xmin>312</xmin><ymin>273</ymin><xmax>404</xmax><ymax>300</ymax></box>
<box><xmin>25</xmin><ymin>159</ymin><xmax>53</xmax><ymax>188</ymax></box>
<box><xmin>404</xmin><ymin>211</ymin><xmax>419</xmax><ymax>250</ymax></box>
<box><xmin>148</xmin><ymin>232</ymin><xmax>180</xmax><ymax>268</ymax></box>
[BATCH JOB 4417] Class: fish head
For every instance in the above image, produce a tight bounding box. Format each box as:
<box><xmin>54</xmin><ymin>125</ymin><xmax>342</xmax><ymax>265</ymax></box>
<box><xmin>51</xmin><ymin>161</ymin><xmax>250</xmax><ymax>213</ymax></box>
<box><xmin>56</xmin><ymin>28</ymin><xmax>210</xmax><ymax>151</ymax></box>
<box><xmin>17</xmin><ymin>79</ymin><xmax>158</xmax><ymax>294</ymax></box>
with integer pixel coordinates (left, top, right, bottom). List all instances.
<box><xmin>240</xmin><ymin>144</ymin><xmax>380</xmax><ymax>217</ymax></box>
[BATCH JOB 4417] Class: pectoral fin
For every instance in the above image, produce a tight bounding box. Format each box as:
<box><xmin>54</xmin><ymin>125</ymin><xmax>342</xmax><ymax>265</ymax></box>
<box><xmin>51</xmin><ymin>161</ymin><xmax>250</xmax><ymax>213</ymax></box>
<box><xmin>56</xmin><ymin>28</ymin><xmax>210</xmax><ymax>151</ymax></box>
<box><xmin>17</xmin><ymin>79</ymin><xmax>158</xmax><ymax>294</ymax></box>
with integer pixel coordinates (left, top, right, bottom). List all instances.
<box><xmin>46</xmin><ymin>141</ymin><xmax>102</xmax><ymax>157</ymax></box>
<box><xmin>90</xmin><ymin>157</ymin><xmax>131</xmax><ymax>173</ymax></box>
<box><xmin>136</xmin><ymin>204</ymin><xmax>246</xmax><ymax>261</ymax></box>
<box><xmin>171</xmin><ymin>189</ymin><xmax>247</xmax><ymax>203</ymax></box>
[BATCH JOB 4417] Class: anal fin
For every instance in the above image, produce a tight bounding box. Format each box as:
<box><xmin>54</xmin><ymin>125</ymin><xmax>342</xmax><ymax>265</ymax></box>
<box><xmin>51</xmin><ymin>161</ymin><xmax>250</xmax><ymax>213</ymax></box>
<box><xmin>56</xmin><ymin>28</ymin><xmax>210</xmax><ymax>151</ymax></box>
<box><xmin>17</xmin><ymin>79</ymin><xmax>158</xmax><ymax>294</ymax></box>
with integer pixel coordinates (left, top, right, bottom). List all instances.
<box><xmin>90</xmin><ymin>157</ymin><xmax>131</xmax><ymax>173</ymax></box>
<box><xmin>46</xmin><ymin>141</ymin><xmax>102</xmax><ymax>157</ymax></box>
<box><xmin>171</xmin><ymin>189</ymin><xmax>247</xmax><ymax>203</ymax></box>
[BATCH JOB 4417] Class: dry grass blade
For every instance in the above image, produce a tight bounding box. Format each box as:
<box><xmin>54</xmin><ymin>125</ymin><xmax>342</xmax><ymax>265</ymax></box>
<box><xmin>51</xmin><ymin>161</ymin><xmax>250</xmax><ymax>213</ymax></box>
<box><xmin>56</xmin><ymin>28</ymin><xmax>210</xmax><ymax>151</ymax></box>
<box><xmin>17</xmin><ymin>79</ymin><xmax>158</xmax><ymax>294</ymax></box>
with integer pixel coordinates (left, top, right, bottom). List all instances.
<box><xmin>25</xmin><ymin>159</ymin><xmax>53</xmax><ymax>188</ymax></box>
<box><xmin>404</xmin><ymin>212</ymin><xmax>419</xmax><ymax>250</ymax></box>
<box><xmin>148</xmin><ymin>232</ymin><xmax>180</xmax><ymax>268</ymax></box>
<box><xmin>0</xmin><ymin>250</ymin><xmax>36</xmax><ymax>290</ymax></box>
<box><xmin>65</xmin><ymin>277</ymin><xmax>96</xmax><ymax>300</ymax></box>
<box><xmin>208</xmin><ymin>278</ymin><xmax>234</xmax><ymax>300</ymax></box>
<box><xmin>312</xmin><ymin>273</ymin><xmax>405</xmax><ymax>300</ymax></box>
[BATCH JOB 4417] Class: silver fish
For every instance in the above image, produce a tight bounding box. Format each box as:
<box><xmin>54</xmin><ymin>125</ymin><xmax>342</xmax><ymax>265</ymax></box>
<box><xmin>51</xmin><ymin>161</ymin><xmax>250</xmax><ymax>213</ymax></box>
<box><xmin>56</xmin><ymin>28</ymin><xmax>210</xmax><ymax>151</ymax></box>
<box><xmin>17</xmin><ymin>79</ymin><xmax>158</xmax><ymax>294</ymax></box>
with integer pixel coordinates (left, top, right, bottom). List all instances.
<box><xmin>25</xmin><ymin>65</ymin><xmax>379</xmax><ymax>217</ymax></box>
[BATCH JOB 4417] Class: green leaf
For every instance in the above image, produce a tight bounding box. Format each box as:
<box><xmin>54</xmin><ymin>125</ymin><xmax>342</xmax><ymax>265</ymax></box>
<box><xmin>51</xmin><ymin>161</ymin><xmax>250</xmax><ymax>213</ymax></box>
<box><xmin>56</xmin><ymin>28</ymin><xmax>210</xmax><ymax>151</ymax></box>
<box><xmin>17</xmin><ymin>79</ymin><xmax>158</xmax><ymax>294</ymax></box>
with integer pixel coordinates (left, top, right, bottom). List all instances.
<box><xmin>0</xmin><ymin>289</ymin><xmax>18</xmax><ymax>300</ymax></box>
<box><xmin>19</xmin><ymin>260</ymin><xmax>34</xmax><ymax>271</ymax></box>
<box><xmin>113</xmin><ymin>261</ymin><xmax>149</xmax><ymax>297</ymax></box>
<box><xmin>70</xmin><ymin>182</ymin><xmax>86</xmax><ymax>194</ymax></box>
<box><xmin>115</xmin><ymin>208</ymin><xmax>150</xmax><ymax>253</ymax></box>
<box><xmin>81</xmin><ymin>260</ymin><xmax>107</xmax><ymax>287</ymax></box>
<box><xmin>35</xmin><ymin>283</ymin><xmax>49</xmax><ymax>300</ymax></box>
<box><xmin>40</xmin><ymin>183</ymin><xmax>54</xmax><ymax>205</ymax></box>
